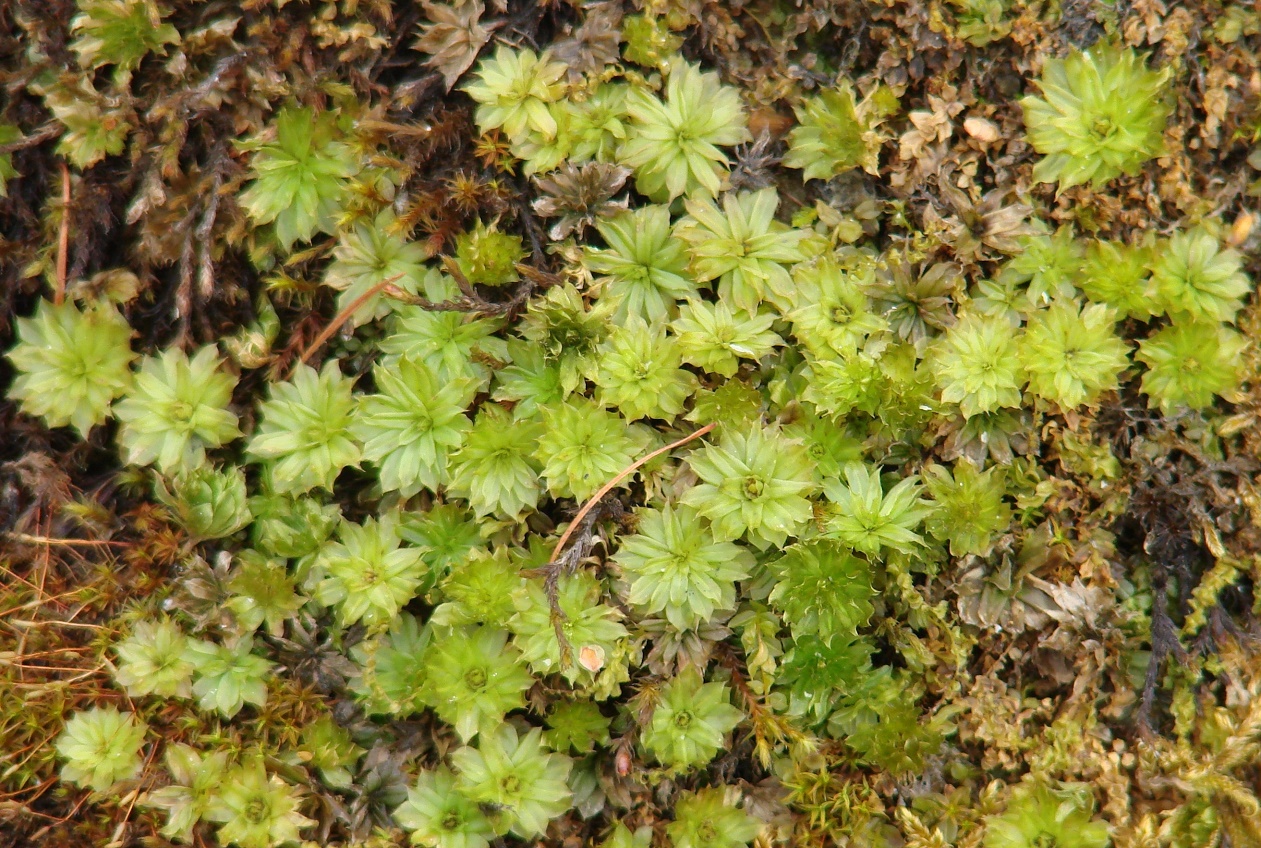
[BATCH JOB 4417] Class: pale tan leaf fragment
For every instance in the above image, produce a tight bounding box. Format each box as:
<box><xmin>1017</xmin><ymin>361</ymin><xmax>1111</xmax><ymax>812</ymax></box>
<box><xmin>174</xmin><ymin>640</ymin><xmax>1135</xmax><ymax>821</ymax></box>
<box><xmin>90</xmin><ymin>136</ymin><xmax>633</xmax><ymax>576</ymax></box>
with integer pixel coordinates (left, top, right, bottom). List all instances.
<box><xmin>414</xmin><ymin>0</ymin><xmax>494</xmax><ymax>91</ymax></box>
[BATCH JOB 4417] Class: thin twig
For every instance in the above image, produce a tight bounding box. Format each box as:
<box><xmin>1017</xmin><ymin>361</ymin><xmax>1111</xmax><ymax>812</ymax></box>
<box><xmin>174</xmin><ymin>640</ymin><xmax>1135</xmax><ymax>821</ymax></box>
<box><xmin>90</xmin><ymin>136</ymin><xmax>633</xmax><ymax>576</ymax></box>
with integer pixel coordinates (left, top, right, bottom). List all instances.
<box><xmin>511</xmin><ymin>173</ymin><xmax>548</xmax><ymax>264</ymax></box>
<box><xmin>550</xmin><ymin>422</ymin><xmax>715</xmax><ymax>563</ymax></box>
<box><xmin>0</xmin><ymin>590</ymin><xmax>81</xmax><ymax>619</ymax></box>
<box><xmin>0</xmin><ymin>122</ymin><xmax>60</xmax><ymax>155</ymax></box>
<box><xmin>384</xmin><ymin>259</ymin><xmax>550</xmax><ymax>320</ymax></box>
<box><xmin>525</xmin><ymin>422</ymin><xmax>715</xmax><ymax>670</ymax></box>
<box><xmin>293</xmin><ymin>273</ymin><xmax>407</xmax><ymax>376</ymax></box>
<box><xmin>3</xmin><ymin>533</ymin><xmax>127</xmax><ymax>547</ymax></box>
<box><xmin>6</xmin><ymin>619</ymin><xmax>105</xmax><ymax>630</ymax></box>
<box><xmin>55</xmin><ymin>163</ymin><xmax>69</xmax><ymax>305</ymax></box>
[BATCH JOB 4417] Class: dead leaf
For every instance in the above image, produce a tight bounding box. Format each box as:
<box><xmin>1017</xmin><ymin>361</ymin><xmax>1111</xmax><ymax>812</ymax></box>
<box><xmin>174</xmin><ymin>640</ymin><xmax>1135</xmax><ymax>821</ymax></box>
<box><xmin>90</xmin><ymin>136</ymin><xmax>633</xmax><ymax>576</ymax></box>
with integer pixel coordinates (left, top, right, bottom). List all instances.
<box><xmin>415</xmin><ymin>0</ymin><xmax>496</xmax><ymax>91</ymax></box>
<box><xmin>963</xmin><ymin>116</ymin><xmax>999</xmax><ymax>143</ymax></box>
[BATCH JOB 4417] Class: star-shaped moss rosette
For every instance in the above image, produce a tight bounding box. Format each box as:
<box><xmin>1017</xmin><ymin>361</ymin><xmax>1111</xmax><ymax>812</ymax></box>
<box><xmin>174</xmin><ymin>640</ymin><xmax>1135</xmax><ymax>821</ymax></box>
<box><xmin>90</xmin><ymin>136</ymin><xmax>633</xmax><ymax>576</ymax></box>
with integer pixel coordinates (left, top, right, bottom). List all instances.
<box><xmin>508</xmin><ymin>572</ymin><xmax>628</xmax><ymax>685</ymax></box>
<box><xmin>639</xmin><ymin>666</ymin><xmax>744</xmax><ymax>770</ymax></box>
<box><xmin>112</xmin><ymin>617</ymin><xmax>196</xmax><ymax>698</ymax></box>
<box><xmin>418</xmin><ymin>625</ymin><xmax>534</xmax><ymax>742</ymax></box>
<box><xmin>983</xmin><ymin>783</ymin><xmax>1110</xmax><ymax>848</ymax></box>
<box><xmin>682</xmin><ymin>426</ymin><xmax>817</xmax><ymax>550</ymax></box>
<box><xmin>617</xmin><ymin>58</ymin><xmax>750</xmax><ymax>201</ymax></box>
<box><xmin>6</xmin><ymin>298</ymin><xmax>135</xmax><ymax>437</ymax></box>
<box><xmin>1021</xmin><ymin>42</ymin><xmax>1172</xmax><ymax>190</ymax></box>
<box><xmin>394</xmin><ymin>766</ymin><xmax>497</xmax><ymax>848</ymax></box>
<box><xmin>585</xmin><ymin>205</ymin><xmax>697</xmax><ymax>322</ymax></box>
<box><xmin>238</xmin><ymin>105</ymin><xmax>359</xmax><ymax>251</ymax></box>
<box><xmin>449</xmin><ymin>726</ymin><xmax>574</xmax><ymax>839</ymax></box>
<box><xmin>673</xmin><ymin>187</ymin><xmax>809</xmax><ymax>313</ymax></box>
<box><xmin>314</xmin><ymin>514</ymin><xmax>427</xmax><ymax>629</ymax></box>
<box><xmin>245</xmin><ymin>361</ymin><xmax>362</xmax><ymax>496</ymax></box>
<box><xmin>613</xmin><ymin>503</ymin><xmax>754</xmax><ymax>630</ymax></box>
<box><xmin>205</xmin><ymin>759</ymin><xmax>314</xmax><ymax>848</ymax></box>
<box><xmin>113</xmin><ymin>345</ymin><xmax>241</xmax><ymax>471</ymax></box>
<box><xmin>667</xmin><ymin>787</ymin><xmax>762</xmax><ymax>848</ymax></box>
<box><xmin>55</xmin><ymin>706</ymin><xmax>148</xmax><ymax>792</ymax></box>
<box><xmin>464</xmin><ymin>46</ymin><xmax>568</xmax><ymax>142</ymax></box>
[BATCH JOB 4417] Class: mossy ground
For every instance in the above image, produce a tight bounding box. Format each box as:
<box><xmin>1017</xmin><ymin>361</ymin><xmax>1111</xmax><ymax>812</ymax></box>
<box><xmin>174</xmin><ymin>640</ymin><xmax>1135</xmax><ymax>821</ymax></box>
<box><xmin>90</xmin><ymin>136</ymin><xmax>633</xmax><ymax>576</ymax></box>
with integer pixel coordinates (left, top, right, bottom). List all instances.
<box><xmin>2</xmin><ymin>1</ymin><xmax>1261</xmax><ymax>847</ymax></box>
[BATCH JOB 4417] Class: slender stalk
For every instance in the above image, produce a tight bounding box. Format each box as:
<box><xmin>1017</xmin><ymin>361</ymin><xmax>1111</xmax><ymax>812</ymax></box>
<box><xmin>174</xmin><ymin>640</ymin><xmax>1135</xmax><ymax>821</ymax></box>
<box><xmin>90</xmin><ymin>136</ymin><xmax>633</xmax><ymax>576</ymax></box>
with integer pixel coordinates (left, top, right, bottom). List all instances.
<box><xmin>54</xmin><ymin>163</ymin><xmax>69</xmax><ymax>305</ymax></box>
<box><xmin>293</xmin><ymin>272</ymin><xmax>406</xmax><ymax>376</ymax></box>
<box><xmin>551</xmin><ymin>422</ymin><xmax>715</xmax><ymax>563</ymax></box>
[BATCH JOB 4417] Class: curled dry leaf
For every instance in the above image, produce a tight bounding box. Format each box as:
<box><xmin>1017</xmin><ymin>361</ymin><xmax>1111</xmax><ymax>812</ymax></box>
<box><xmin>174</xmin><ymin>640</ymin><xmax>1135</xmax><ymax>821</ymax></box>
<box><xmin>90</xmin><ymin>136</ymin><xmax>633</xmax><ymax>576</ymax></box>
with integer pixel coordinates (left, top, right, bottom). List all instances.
<box><xmin>532</xmin><ymin>161</ymin><xmax>632</xmax><ymax>239</ymax></box>
<box><xmin>549</xmin><ymin>0</ymin><xmax>623</xmax><ymax>82</ymax></box>
<box><xmin>414</xmin><ymin>0</ymin><xmax>497</xmax><ymax>91</ymax></box>
<box><xmin>963</xmin><ymin>115</ymin><xmax>1000</xmax><ymax>143</ymax></box>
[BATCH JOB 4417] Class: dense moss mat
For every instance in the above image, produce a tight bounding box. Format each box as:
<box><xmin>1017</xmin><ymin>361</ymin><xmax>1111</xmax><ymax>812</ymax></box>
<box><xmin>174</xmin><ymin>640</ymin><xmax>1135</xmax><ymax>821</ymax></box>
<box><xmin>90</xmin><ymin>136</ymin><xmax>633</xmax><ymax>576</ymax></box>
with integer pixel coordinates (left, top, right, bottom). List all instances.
<box><xmin>2</xmin><ymin>1</ymin><xmax>1261</xmax><ymax>847</ymax></box>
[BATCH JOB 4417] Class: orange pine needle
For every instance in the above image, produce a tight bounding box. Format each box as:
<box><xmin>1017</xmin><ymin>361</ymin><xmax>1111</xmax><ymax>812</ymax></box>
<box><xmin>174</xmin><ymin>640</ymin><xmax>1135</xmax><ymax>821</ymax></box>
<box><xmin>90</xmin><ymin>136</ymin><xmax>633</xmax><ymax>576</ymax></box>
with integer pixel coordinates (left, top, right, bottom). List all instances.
<box><xmin>293</xmin><ymin>272</ymin><xmax>406</xmax><ymax>377</ymax></box>
<box><xmin>55</xmin><ymin>162</ymin><xmax>69</xmax><ymax>305</ymax></box>
<box><xmin>551</xmin><ymin>422</ymin><xmax>716</xmax><ymax>563</ymax></box>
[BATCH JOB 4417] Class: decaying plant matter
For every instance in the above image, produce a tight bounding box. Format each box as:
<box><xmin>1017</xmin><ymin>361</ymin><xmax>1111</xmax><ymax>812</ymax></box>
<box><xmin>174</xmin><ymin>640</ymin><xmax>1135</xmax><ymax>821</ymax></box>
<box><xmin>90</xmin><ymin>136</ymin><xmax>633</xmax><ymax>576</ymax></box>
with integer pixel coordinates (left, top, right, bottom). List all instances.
<box><xmin>1</xmin><ymin>1</ymin><xmax>1261</xmax><ymax>847</ymax></box>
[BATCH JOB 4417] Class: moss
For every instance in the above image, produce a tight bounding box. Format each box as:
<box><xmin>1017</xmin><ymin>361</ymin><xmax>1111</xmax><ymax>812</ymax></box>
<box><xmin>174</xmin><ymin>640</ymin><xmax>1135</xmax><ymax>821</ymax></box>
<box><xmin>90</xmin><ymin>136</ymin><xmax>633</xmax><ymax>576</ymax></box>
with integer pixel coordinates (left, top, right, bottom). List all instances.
<box><xmin>4</xmin><ymin>3</ymin><xmax>1259</xmax><ymax>847</ymax></box>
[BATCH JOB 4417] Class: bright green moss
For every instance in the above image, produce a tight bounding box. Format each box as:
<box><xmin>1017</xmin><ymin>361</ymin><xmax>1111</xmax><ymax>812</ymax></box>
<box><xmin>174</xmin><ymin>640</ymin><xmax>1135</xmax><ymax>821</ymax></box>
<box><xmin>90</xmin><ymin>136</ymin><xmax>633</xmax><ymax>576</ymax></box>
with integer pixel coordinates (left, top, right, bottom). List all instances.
<box><xmin>447</xmin><ymin>404</ymin><xmax>543</xmax><ymax>519</ymax></box>
<box><xmin>113</xmin><ymin>617</ymin><xmax>196</xmax><ymax>698</ymax></box>
<box><xmin>455</xmin><ymin>219</ymin><xmax>526</xmax><ymax>287</ymax></box>
<box><xmin>1079</xmin><ymin>238</ymin><xmax>1159</xmax><ymax>320</ymax></box>
<box><xmin>239</xmin><ymin>106</ymin><xmax>358</xmax><ymax>251</ymax></box>
<box><xmin>592</xmin><ymin>317</ymin><xmax>697</xmax><ymax>421</ymax></box>
<box><xmin>508</xmin><ymin>572</ymin><xmax>627</xmax><ymax>684</ymax></box>
<box><xmin>1151</xmin><ymin>226</ymin><xmax>1251</xmax><ymax>324</ymax></box>
<box><xmin>70</xmin><ymin>0</ymin><xmax>179</xmax><ymax>76</ymax></box>
<box><xmin>1137</xmin><ymin>321</ymin><xmax>1247</xmax><ymax>413</ymax></box>
<box><xmin>585</xmin><ymin>205</ymin><xmax>697</xmax><ymax>322</ymax></box>
<box><xmin>464</xmin><ymin>46</ymin><xmax>568</xmax><ymax>142</ymax></box>
<box><xmin>983</xmin><ymin>783</ymin><xmax>1110</xmax><ymax>848</ymax></box>
<box><xmin>613</xmin><ymin>504</ymin><xmax>754</xmax><ymax>630</ymax></box>
<box><xmin>143</xmin><ymin>745</ymin><xmax>228</xmax><ymax>842</ymax></box>
<box><xmin>353</xmin><ymin>356</ymin><xmax>476</xmax><ymax>497</ymax></box>
<box><xmin>1020</xmin><ymin>300</ymin><xmax>1130</xmax><ymax>409</ymax></box>
<box><xmin>674</xmin><ymin>187</ymin><xmax>809</xmax><ymax>313</ymax></box>
<box><xmin>16</xmin><ymin>14</ymin><xmax>1261</xmax><ymax>848</ymax></box>
<box><xmin>186</xmin><ymin>637</ymin><xmax>272</xmax><ymax>718</ymax></box>
<box><xmin>7</xmin><ymin>298</ymin><xmax>135</xmax><ymax>437</ymax></box>
<box><xmin>1021</xmin><ymin>43</ymin><xmax>1172</xmax><ymax>190</ymax></box>
<box><xmin>923</xmin><ymin>460</ymin><xmax>1011</xmax><ymax>556</ymax></box>
<box><xmin>395</xmin><ymin>767</ymin><xmax>496</xmax><ymax>848</ymax></box>
<box><xmin>617</xmin><ymin>59</ymin><xmax>749</xmax><ymax>201</ymax></box>
<box><xmin>245</xmin><ymin>361</ymin><xmax>362</xmax><ymax>495</ymax></box>
<box><xmin>55</xmin><ymin>706</ymin><xmax>148</xmax><ymax>792</ymax></box>
<box><xmin>667</xmin><ymin>788</ymin><xmax>761</xmax><ymax>848</ymax></box>
<box><xmin>768</xmin><ymin>540</ymin><xmax>875</xmax><ymax>639</ymax></box>
<box><xmin>226</xmin><ymin>550</ymin><xmax>304</xmax><ymax>636</ymax></box>
<box><xmin>324</xmin><ymin>209</ymin><xmax>427</xmax><ymax>325</ymax></box>
<box><xmin>784</xmin><ymin>84</ymin><xmax>897</xmax><ymax>181</ymax></box>
<box><xmin>314</xmin><ymin>514</ymin><xmax>427</xmax><ymax>629</ymax></box>
<box><xmin>671</xmin><ymin>299</ymin><xmax>784</xmax><ymax>377</ymax></box>
<box><xmin>114</xmin><ymin>345</ymin><xmax>241</xmax><ymax>471</ymax></box>
<box><xmin>205</xmin><ymin>760</ymin><xmax>314</xmax><ymax>848</ymax></box>
<box><xmin>449</xmin><ymin>726</ymin><xmax>573</xmax><ymax>839</ymax></box>
<box><xmin>682</xmin><ymin>426</ymin><xmax>817</xmax><ymax>550</ymax></box>
<box><xmin>534</xmin><ymin>397</ymin><xmax>651</xmax><ymax>500</ymax></box>
<box><xmin>419</xmin><ymin>625</ymin><xmax>534</xmax><ymax>742</ymax></box>
<box><xmin>155</xmin><ymin>464</ymin><xmax>252</xmax><ymax>541</ymax></box>
<box><xmin>381</xmin><ymin>270</ymin><xmax>510</xmax><ymax>386</ymax></box>
<box><xmin>931</xmin><ymin>313</ymin><xmax>1025</xmax><ymax>418</ymax></box>
<box><xmin>821</xmin><ymin>463</ymin><xmax>933</xmax><ymax>557</ymax></box>
<box><xmin>639</xmin><ymin>667</ymin><xmax>743</xmax><ymax>770</ymax></box>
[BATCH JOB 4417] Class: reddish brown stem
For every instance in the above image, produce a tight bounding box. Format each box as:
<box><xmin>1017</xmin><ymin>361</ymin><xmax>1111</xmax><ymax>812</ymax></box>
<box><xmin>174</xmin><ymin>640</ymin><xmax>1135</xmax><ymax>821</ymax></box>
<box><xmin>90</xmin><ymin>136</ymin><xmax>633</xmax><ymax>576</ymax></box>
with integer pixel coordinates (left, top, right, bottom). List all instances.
<box><xmin>55</xmin><ymin>162</ymin><xmax>69</xmax><ymax>305</ymax></box>
<box><xmin>293</xmin><ymin>272</ymin><xmax>406</xmax><ymax>377</ymax></box>
<box><xmin>550</xmin><ymin>422</ymin><xmax>715</xmax><ymax>563</ymax></box>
